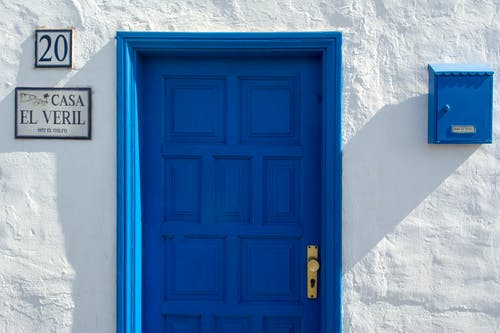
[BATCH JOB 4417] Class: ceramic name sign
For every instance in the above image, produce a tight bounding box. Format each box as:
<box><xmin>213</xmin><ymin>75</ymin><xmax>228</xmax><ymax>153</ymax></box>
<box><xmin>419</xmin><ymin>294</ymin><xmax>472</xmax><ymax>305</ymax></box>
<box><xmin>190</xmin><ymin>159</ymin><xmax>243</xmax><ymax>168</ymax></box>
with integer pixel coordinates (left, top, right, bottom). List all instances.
<box><xmin>15</xmin><ymin>87</ymin><xmax>91</xmax><ymax>139</ymax></box>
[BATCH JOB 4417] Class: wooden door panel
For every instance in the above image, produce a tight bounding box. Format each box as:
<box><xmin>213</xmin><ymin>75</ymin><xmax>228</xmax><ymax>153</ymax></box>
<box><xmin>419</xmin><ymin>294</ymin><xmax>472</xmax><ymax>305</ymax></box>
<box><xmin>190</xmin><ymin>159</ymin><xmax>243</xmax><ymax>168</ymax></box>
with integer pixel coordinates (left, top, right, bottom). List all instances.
<box><xmin>142</xmin><ymin>54</ymin><xmax>321</xmax><ymax>333</ymax></box>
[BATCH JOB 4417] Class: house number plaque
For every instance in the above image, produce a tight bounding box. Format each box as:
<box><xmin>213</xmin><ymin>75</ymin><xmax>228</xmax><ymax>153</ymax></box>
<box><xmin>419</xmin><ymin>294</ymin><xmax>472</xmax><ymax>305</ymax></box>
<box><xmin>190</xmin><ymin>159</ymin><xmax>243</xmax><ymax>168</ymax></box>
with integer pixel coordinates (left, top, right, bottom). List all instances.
<box><xmin>35</xmin><ymin>29</ymin><xmax>74</xmax><ymax>68</ymax></box>
<box><xmin>15</xmin><ymin>87</ymin><xmax>91</xmax><ymax>139</ymax></box>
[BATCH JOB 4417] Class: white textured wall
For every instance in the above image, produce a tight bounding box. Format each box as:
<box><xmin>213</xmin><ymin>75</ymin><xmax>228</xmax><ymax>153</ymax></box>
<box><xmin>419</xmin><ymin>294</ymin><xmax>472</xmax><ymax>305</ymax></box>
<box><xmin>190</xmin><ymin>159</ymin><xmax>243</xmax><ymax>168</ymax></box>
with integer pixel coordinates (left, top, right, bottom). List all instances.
<box><xmin>0</xmin><ymin>1</ymin><xmax>499</xmax><ymax>332</ymax></box>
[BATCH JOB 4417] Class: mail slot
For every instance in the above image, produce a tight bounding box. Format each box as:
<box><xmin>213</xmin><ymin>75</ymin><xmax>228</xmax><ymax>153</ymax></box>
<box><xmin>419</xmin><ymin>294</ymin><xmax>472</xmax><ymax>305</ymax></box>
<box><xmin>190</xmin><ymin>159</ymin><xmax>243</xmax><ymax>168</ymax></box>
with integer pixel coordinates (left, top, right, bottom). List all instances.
<box><xmin>428</xmin><ymin>64</ymin><xmax>494</xmax><ymax>144</ymax></box>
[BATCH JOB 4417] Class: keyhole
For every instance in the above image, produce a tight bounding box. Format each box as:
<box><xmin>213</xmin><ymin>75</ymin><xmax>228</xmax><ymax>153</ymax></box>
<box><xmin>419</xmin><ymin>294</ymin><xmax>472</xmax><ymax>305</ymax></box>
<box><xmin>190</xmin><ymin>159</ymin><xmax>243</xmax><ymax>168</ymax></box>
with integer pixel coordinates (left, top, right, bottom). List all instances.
<box><xmin>310</xmin><ymin>278</ymin><xmax>316</xmax><ymax>288</ymax></box>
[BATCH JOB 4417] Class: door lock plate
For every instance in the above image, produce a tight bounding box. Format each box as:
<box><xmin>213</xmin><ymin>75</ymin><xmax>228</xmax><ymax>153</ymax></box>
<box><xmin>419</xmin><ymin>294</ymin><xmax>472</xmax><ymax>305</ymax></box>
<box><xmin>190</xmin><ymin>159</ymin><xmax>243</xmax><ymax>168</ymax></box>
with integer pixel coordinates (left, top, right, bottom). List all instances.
<box><xmin>307</xmin><ymin>245</ymin><xmax>320</xmax><ymax>299</ymax></box>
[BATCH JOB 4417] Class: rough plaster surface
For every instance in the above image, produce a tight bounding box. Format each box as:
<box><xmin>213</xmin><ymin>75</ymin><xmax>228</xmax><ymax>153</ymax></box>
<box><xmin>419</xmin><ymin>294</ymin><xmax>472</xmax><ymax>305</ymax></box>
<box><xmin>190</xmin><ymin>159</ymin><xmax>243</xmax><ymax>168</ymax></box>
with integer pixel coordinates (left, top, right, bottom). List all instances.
<box><xmin>0</xmin><ymin>0</ymin><xmax>499</xmax><ymax>332</ymax></box>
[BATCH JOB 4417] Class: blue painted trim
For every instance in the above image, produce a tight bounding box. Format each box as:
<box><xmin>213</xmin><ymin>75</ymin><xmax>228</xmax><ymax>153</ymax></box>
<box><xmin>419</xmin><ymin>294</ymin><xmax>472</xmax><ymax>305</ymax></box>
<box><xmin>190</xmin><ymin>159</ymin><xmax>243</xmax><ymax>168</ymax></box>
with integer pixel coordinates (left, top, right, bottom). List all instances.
<box><xmin>116</xmin><ymin>33</ymin><xmax>126</xmax><ymax>333</ymax></box>
<box><xmin>332</xmin><ymin>35</ymin><xmax>343</xmax><ymax>333</ymax></box>
<box><xmin>116</xmin><ymin>34</ymin><xmax>142</xmax><ymax>333</ymax></box>
<box><xmin>116</xmin><ymin>32</ymin><xmax>342</xmax><ymax>333</ymax></box>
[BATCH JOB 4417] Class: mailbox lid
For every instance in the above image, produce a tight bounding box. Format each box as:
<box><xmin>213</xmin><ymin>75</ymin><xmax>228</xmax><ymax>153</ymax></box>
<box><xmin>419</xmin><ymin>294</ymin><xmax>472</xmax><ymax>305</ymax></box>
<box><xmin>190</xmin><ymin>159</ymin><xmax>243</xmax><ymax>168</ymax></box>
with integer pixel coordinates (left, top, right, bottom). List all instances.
<box><xmin>429</xmin><ymin>63</ymin><xmax>494</xmax><ymax>76</ymax></box>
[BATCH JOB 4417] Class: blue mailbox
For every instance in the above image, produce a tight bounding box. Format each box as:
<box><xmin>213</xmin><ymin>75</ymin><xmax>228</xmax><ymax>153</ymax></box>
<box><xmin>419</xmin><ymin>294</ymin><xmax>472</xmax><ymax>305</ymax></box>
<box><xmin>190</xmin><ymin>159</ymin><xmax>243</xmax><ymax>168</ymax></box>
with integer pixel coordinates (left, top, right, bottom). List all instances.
<box><xmin>428</xmin><ymin>64</ymin><xmax>494</xmax><ymax>144</ymax></box>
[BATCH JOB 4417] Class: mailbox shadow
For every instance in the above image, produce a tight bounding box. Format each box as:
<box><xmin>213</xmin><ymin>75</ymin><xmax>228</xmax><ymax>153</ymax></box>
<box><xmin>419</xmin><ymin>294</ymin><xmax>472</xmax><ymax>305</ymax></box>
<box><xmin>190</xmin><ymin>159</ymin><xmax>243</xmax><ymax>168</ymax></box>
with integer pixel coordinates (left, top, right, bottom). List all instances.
<box><xmin>342</xmin><ymin>95</ymin><xmax>479</xmax><ymax>273</ymax></box>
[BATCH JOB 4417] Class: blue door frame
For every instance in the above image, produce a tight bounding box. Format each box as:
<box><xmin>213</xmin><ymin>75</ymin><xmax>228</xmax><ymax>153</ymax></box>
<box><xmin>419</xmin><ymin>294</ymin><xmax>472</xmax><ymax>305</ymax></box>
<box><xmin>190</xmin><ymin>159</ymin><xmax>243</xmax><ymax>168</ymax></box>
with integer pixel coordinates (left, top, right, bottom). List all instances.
<box><xmin>116</xmin><ymin>32</ymin><xmax>342</xmax><ymax>333</ymax></box>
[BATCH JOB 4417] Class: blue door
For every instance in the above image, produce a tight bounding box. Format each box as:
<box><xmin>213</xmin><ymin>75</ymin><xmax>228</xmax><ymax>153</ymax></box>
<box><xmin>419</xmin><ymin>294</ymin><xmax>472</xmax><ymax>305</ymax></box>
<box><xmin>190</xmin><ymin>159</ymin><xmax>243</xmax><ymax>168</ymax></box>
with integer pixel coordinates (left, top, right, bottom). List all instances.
<box><xmin>141</xmin><ymin>53</ymin><xmax>322</xmax><ymax>332</ymax></box>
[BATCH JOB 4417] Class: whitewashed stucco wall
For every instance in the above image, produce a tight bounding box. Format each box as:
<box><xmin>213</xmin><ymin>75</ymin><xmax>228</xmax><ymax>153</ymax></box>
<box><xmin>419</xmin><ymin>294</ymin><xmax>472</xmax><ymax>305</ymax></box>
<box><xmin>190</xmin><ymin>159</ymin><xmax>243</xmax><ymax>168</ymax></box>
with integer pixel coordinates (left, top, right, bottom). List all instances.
<box><xmin>0</xmin><ymin>1</ymin><xmax>498</xmax><ymax>332</ymax></box>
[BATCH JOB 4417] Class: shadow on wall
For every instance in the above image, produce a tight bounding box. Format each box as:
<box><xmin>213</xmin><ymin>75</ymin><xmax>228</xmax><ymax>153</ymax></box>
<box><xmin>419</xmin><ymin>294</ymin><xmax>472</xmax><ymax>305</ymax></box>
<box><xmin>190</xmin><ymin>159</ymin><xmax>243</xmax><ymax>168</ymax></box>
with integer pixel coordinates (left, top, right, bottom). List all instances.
<box><xmin>15</xmin><ymin>38</ymin><xmax>71</xmax><ymax>87</ymax></box>
<box><xmin>0</xmin><ymin>38</ymin><xmax>116</xmax><ymax>333</ymax></box>
<box><xmin>56</xmin><ymin>40</ymin><xmax>116</xmax><ymax>333</ymax></box>
<box><xmin>342</xmin><ymin>95</ymin><xmax>479</xmax><ymax>272</ymax></box>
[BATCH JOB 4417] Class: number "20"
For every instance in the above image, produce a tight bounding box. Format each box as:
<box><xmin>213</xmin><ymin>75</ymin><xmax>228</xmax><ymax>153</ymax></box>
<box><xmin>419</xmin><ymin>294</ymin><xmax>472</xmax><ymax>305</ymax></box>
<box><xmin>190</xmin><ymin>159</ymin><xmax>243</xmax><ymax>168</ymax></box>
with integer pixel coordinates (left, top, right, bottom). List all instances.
<box><xmin>38</xmin><ymin>34</ymin><xmax>68</xmax><ymax>62</ymax></box>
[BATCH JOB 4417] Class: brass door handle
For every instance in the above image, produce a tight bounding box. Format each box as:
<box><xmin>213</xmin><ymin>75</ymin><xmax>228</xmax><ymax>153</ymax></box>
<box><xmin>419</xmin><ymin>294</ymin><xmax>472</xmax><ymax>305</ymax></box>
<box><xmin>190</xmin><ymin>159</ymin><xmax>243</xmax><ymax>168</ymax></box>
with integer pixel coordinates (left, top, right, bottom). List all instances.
<box><xmin>308</xmin><ymin>258</ymin><xmax>320</xmax><ymax>272</ymax></box>
<box><xmin>307</xmin><ymin>245</ymin><xmax>319</xmax><ymax>299</ymax></box>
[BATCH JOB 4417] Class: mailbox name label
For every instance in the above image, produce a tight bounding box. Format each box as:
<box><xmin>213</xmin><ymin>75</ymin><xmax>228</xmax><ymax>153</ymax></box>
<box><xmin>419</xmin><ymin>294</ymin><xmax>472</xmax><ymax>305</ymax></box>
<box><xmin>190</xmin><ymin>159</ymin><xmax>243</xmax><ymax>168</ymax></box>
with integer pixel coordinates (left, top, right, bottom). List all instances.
<box><xmin>451</xmin><ymin>125</ymin><xmax>476</xmax><ymax>134</ymax></box>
